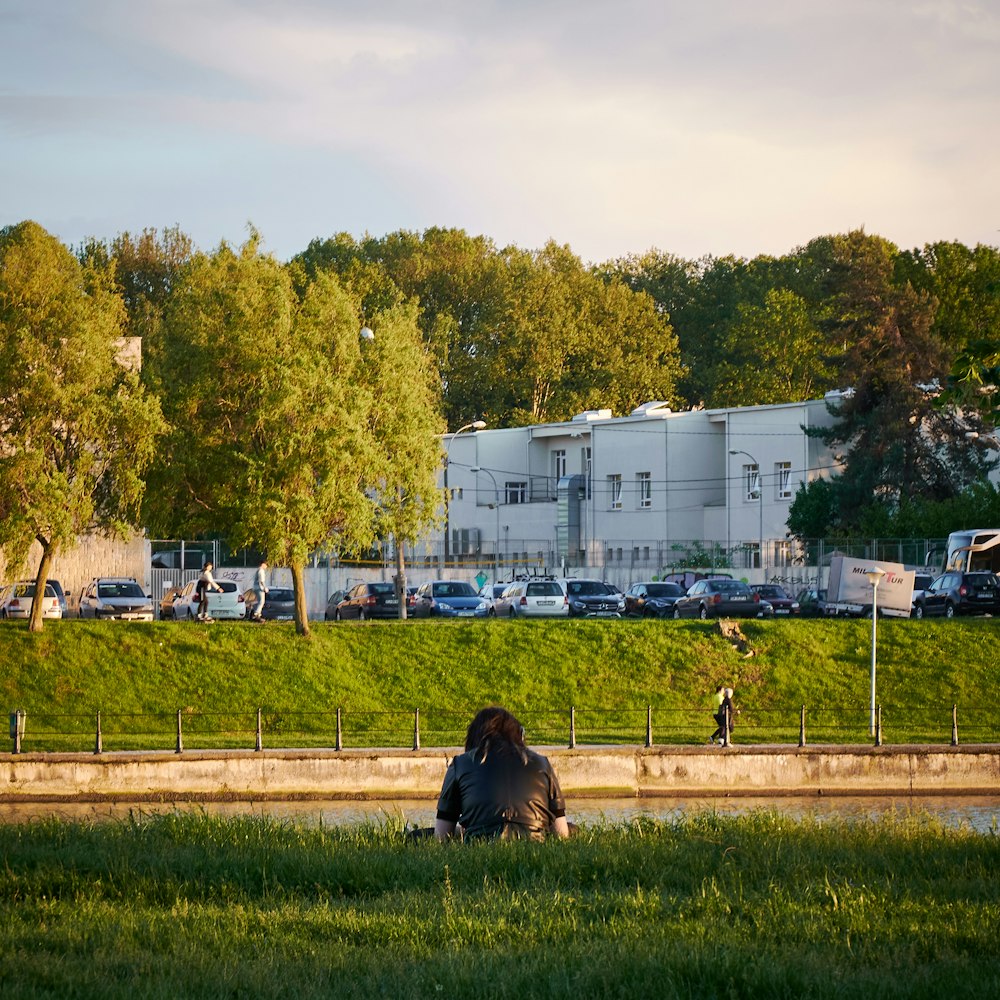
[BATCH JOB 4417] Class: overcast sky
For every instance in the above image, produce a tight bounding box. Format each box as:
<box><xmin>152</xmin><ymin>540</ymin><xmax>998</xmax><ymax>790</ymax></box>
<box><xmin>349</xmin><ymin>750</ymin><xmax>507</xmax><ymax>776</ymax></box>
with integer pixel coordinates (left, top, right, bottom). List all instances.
<box><xmin>2</xmin><ymin>0</ymin><xmax>998</xmax><ymax>264</ymax></box>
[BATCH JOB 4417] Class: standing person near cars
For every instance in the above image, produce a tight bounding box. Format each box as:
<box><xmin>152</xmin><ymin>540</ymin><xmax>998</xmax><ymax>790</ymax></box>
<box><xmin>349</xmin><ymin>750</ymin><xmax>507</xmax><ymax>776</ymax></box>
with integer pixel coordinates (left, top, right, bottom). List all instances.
<box><xmin>252</xmin><ymin>560</ymin><xmax>269</xmax><ymax>622</ymax></box>
<box><xmin>195</xmin><ymin>561</ymin><xmax>223</xmax><ymax>622</ymax></box>
<box><xmin>435</xmin><ymin>706</ymin><xmax>571</xmax><ymax>842</ymax></box>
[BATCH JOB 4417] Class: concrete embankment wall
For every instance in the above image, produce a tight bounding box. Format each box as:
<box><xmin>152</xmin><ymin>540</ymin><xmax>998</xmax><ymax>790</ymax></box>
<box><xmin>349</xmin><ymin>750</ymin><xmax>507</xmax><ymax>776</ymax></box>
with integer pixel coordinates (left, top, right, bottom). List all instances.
<box><xmin>2</xmin><ymin>745</ymin><xmax>998</xmax><ymax>802</ymax></box>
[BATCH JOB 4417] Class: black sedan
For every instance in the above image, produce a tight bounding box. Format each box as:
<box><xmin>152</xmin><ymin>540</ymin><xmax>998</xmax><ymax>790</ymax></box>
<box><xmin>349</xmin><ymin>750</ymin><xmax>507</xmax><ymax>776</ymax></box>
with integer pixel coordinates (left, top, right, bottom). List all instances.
<box><xmin>672</xmin><ymin>579</ymin><xmax>766</xmax><ymax>619</ymax></box>
<box><xmin>624</xmin><ymin>582</ymin><xmax>687</xmax><ymax>618</ymax></box>
<box><xmin>242</xmin><ymin>586</ymin><xmax>296</xmax><ymax>621</ymax></box>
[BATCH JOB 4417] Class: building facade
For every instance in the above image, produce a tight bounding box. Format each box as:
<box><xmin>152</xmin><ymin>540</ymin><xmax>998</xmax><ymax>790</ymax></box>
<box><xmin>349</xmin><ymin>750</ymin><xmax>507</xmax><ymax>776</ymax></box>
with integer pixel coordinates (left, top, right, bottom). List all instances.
<box><xmin>439</xmin><ymin>395</ymin><xmax>845</xmax><ymax>583</ymax></box>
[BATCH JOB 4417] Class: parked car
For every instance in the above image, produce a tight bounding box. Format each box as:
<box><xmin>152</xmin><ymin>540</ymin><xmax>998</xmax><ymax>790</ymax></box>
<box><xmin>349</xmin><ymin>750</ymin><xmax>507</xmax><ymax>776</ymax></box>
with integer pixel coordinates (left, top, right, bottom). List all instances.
<box><xmin>493</xmin><ymin>579</ymin><xmax>569</xmax><ymax>618</ymax></box>
<box><xmin>919</xmin><ymin>571</ymin><xmax>1000</xmax><ymax>618</ymax></box>
<box><xmin>0</xmin><ymin>581</ymin><xmax>62</xmax><ymax>620</ymax></box>
<box><xmin>478</xmin><ymin>583</ymin><xmax>509</xmax><ymax>614</ymax></box>
<box><xmin>410</xmin><ymin>580</ymin><xmax>489</xmax><ymax>618</ymax></box>
<box><xmin>909</xmin><ymin>574</ymin><xmax>937</xmax><ymax>618</ymax></box>
<box><xmin>46</xmin><ymin>579</ymin><xmax>68</xmax><ymax>616</ymax></box>
<box><xmin>323</xmin><ymin>590</ymin><xmax>346</xmax><ymax>621</ymax></box>
<box><xmin>795</xmin><ymin>587</ymin><xmax>834</xmax><ymax>617</ymax></box>
<box><xmin>333</xmin><ymin>582</ymin><xmax>400</xmax><ymax>621</ymax></box>
<box><xmin>78</xmin><ymin>578</ymin><xmax>154</xmax><ymax>621</ymax></box>
<box><xmin>750</xmin><ymin>584</ymin><xmax>800</xmax><ymax>616</ymax></box>
<box><xmin>241</xmin><ymin>586</ymin><xmax>296</xmax><ymax>621</ymax></box>
<box><xmin>560</xmin><ymin>579</ymin><xmax>626</xmax><ymax>618</ymax></box>
<box><xmin>672</xmin><ymin>579</ymin><xmax>765</xmax><ymax>619</ymax></box>
<box><xmin>159</xmin><ymin>579</ymin><xmax>246</xmax><ymax>620</ymax></box>
<box><xmin>623</xmin><ymin>581</ymin><xmax>686</xmax><ymax>618</ymax></box>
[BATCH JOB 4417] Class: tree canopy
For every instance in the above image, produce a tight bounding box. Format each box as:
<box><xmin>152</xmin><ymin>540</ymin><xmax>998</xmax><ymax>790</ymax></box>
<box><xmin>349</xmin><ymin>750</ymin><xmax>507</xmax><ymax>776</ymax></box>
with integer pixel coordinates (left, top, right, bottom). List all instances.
<box><xmin>0</xmin><ymin>221</ymin><xmax>165</xmax><ymax>630</ymax></box>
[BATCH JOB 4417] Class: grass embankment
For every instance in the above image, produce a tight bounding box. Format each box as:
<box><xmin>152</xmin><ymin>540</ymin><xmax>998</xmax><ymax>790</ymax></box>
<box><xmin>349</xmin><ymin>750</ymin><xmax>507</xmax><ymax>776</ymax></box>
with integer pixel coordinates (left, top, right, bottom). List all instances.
<box><xmin>1</xmin><ymin>810</ymin><xmax>998</xmax><ymax>998</ymax></box>
<box><xmin>1</xmin><ymin>617</ymin><xmax>997</xmax><ymax>750</ymax></box>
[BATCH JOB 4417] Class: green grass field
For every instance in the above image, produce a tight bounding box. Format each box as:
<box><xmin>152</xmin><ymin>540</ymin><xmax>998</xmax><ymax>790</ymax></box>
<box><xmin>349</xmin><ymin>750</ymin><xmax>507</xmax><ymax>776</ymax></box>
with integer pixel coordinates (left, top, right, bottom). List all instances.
<box><xmin>1</xmin><ymin>617</ymin><xmax>997</xmax><ymax>750</ymax></box>
<box><xmin>1</xmin><ymin>810</ymin><xmax>997</xmax><ymax>999</ymax></box>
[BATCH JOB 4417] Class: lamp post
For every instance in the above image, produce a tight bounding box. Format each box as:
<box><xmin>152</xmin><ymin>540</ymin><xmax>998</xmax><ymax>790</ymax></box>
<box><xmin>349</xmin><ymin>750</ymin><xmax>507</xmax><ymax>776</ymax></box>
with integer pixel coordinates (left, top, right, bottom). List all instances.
<box><xmin>729</xmin><ymin>449</ymin><xmax>764</xmax><ymax>579</ymax></box>
<box><xmin>866</xmin><ymin>566</ymin><xmax>886</xmax><ymax>736</ymax></box>
<box><xmin>443</xmin><ymin>421</ymin><xmax>487</xmax><ymax>568</ymax></box>
<box><xmin>470</xmin><ymin>466</ymin><xmax>500</xmax><ymax>583</ymax></box>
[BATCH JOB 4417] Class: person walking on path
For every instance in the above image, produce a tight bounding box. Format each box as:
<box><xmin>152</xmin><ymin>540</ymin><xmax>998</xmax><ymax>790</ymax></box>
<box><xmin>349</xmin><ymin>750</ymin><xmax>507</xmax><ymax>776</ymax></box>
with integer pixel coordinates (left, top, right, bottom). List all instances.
<box><xmin>252</xmin><ymin>561</ymin><xmax>269</xmax><ymax>621</ymax></box>
<box><xmin>196</xmin><ymin>561</ymin><xmax>223</xmax><ymax>622</ymax></box>
<box><xmin>709</xmin><ymin>685</ymin><xmax>726</xmax><ymax>744</ymax></box>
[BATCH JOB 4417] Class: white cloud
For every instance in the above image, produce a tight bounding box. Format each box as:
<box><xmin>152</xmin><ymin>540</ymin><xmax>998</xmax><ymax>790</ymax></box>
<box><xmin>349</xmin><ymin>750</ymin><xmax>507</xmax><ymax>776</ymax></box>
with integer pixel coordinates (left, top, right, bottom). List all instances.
<box><xmin>2</xmin><ymin>0</ymin><xmax>998</xmax><ymax>260</ymax></box>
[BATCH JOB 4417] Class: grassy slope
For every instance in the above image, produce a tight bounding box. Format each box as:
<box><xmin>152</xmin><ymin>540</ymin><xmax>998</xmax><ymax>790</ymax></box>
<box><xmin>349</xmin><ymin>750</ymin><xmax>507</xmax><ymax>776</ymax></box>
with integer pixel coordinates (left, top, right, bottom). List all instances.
<box><xmin>1</xmin><ymin>617</ymin><xmax>995</xmax><ymax>724</ymax></box>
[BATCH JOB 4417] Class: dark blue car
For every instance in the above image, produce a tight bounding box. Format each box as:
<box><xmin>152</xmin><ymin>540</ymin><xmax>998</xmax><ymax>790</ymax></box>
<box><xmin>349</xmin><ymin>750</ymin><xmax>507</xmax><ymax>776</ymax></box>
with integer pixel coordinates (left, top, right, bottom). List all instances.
<box><xmin>410</xmin><ymin>580</ymin><xmax>490</xmax><ymax>618</ymax></box>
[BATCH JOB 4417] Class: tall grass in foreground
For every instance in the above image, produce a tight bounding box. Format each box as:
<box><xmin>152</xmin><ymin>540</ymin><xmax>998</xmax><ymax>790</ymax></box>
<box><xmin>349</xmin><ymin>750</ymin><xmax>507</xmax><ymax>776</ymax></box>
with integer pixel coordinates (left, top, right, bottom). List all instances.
<box><xmin>1</xmin><ymin>810</ymin><xmax>998</xmax><ymax>998</ymax></box>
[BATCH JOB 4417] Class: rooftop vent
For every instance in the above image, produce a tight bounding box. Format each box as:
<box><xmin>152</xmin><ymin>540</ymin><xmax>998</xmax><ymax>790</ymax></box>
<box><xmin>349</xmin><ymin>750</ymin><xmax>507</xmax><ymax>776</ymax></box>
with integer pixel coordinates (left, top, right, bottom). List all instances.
<box><xmin>629</xmin><ymin>401</ymin><xmax>673</xmax><ymax>417</ymax></box>
<box><xmin>571</xmin><ymin>409</ymin><xmax>613</xmax><ymax>422</ymax></box>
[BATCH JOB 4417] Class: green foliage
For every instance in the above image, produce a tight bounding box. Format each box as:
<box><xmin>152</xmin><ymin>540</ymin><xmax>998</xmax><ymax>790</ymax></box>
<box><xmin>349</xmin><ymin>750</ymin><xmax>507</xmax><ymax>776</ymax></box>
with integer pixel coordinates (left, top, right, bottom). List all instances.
<box><xmin>0</xmin><ymin>221</ymin><xmax>165</xmax><ymax>630</ymax></box>
<box><xmin>0</xmin><ymin>811</ymin><xmax>997</xmax><ymax>998</ymax></box>
<box><xmin>295</xmin><ymin>229</ymin><xmax>685</xmax><ymax>426</ymax></box>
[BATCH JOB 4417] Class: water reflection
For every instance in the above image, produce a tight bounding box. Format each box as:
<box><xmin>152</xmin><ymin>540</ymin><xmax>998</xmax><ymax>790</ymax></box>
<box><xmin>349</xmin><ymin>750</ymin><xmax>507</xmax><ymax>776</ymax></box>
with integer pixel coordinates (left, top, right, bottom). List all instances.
<box><xmin>2</xmin><ymin>795</ymin><xmax>998</xmax><ymax>833</ymax></box>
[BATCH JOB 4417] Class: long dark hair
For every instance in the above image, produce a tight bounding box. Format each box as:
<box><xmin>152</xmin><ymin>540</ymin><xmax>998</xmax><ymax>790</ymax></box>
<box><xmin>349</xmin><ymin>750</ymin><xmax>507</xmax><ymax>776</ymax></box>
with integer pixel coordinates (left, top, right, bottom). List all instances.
<box><xmin>465</xmin><ymin>706</ymin><xmax>527</xmax><ymax>763</ymax></box>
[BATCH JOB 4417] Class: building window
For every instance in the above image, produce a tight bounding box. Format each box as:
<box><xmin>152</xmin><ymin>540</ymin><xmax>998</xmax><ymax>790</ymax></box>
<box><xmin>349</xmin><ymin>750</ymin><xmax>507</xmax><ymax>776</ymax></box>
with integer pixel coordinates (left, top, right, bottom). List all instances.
<box><xmin>553</xmin><ymin>449</ymin><xmax>567</xmax><ymax>481</ymax></box>
<box><xmin>637</xmin><ymin>471</ymin><xmax>652</xmax><ymax>508</ymax></box>
<box><xmin>742</xmin><ymin>464</ymin><xmax>760</xmax><ymax>502</ymax></box>
<box><xmin>608</xmin><ymin>474</ymin><xmax>622</xmax><ymax>510</ymax></box>
<box><xmin>582</xmin><ymin>446</ymin><xmax>592</xmax><ymax>499</ymax></box>
<box><xmin>505</xmin><ymin>481</ymin><xmax>526</xmax><ymax>504</ymax></box>
<box><xmin>775</xmin><ymin>461</ymin><xmax>792</xmax><ymax>500</ymax></box>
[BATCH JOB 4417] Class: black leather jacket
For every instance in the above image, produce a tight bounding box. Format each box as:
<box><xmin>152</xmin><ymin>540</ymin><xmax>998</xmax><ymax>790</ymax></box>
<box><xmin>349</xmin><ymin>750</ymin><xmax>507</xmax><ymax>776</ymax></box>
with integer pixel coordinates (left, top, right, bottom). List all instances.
<box><xmin>436</xmin><ymin>744</ymin><xmax>566</xmax><ymax>841</ymax></box>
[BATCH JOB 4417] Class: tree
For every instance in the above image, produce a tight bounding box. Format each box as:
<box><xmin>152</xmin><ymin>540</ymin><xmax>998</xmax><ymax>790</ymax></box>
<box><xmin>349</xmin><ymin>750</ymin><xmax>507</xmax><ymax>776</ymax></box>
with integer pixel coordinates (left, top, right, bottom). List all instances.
<box><xmin>361</xmin><ymin>304</ymin><xmax>446</xmax><ymax>617</ymax></box>
<box><xmin>0</xmin><ymin>221</ymin><xmax>165</xmax><ymax>631</ymax></box>
<box><xmin>802</xmin><ymin>232</ymin><xmax>993</xmax><ymax>531</ymax></box>
<box><xmin>713</xmin><ymin>288</ymin><xmax>840</xmax><ymax>407</ymax></box>
<box><xmin>144</xmin><ymin>234</ymin><xmax>443</xmax><ymax>634</ymax></box>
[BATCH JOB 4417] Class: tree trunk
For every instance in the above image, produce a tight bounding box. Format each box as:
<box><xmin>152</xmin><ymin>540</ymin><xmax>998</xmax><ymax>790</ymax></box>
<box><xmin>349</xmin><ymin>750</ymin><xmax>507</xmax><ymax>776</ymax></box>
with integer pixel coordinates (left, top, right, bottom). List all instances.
<box><xmin>29</xmin><ymin>540</ymin><xmax>57</xmax><ymax>633</ymax></box>
<box><xmin>394</xmin><ymin>538</ymin><xmax>408</xmax><ymax>620</ymax></box>
<box><xmin>290</xmin><ymin>559</ymin><xmax>311</xmax><ymax>637</ymax></box>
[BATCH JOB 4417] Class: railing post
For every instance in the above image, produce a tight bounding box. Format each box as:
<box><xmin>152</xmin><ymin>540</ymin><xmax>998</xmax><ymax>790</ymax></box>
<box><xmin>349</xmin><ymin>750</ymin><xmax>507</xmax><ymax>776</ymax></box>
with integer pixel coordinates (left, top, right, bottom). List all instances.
<box><xmin>336</xmin><ymin>707</ymin><xmax>343</xmax><ymax>751</ymax></box>
<box><xmin>645</xmin><ymin>705</ymin><xmax>652</xmax><ymax>748</ymax></box>
<box><xmin>874</xmin><ymin>704</ymin><xmax>882</xmax><ymax>747</ymax></box>
<box><xmin>176</xmin><ymin>709</ymin><xmax>183</xmax><ymax>753</ymax></box>
<box><xmin>951</xmin><ymin>704</ymin><xmax>959</xmax><ymax>747</ymax></box>
<box><xmin>255</xmin><ymin>708</ymin><xmax>262</xmax><ymax>752</ymax></box>
<box><xmin>413</xmin><ymin>708</ymin><xmax>421</xmax><ymax>751</ymax></box>
<box><xmin>721</xmin><ymin>704</ymin><xmax>731</xmax><ymax>748</ymax></box>
<box><xmin>799</xmin><ymin>704</ymin><xmax>806</xmax><ymax>747</ymax></box>
<box><xmin>94</xmin><ymin>711</ymin><xmax>103</xmax><ymax>754</ymax></box>
<box><xmin>569</xmin><ymin>706</ymin><xmax>576</xmax><ymax>749</ymax></box>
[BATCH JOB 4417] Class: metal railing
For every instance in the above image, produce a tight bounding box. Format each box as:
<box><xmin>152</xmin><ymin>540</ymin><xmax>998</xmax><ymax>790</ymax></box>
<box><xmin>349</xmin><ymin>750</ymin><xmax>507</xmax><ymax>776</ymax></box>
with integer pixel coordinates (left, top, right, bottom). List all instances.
<box><xmin>6</xmin><ymin>704</ymin><xmax>994</xmax><ymax>755</ymax></box>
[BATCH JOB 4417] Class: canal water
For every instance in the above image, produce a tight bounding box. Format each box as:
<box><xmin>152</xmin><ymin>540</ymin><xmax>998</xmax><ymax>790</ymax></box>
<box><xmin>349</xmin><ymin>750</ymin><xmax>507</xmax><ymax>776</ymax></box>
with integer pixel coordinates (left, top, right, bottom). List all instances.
<box><xmin>2</xmin><ymin>795</ymin><xmax>998</xmax><ymax>833</ymax></box>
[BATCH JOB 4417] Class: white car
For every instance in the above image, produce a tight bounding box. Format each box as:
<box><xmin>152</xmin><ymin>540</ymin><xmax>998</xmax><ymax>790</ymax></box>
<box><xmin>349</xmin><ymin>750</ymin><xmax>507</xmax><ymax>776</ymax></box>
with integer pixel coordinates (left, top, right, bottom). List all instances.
<box><xmin>78</xmin><ymin>578</ymin><xmax>155</xmax><ymax>621</ymax></box>
<box><xmin>0</xmin><ymin>581</ymin><xmax>63</xmax><ymax>620</ymax></box>
<box><xmin>164</xmin><ymin>579</ymin><xmax>247</xmax><ymax>620</ymax></box>
<box><xmin>493</xmin><ymin>579</ymin><xmax>569</xmax><ymax>618</ymax></box>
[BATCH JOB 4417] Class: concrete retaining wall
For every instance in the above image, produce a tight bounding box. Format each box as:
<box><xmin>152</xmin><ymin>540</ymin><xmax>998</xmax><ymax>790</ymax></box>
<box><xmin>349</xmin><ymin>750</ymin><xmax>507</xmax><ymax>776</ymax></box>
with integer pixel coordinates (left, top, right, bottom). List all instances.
<box><xmin>2</xmin><ymin>745</ymin><xmax>998</xmax><ymax>802</ymax></box>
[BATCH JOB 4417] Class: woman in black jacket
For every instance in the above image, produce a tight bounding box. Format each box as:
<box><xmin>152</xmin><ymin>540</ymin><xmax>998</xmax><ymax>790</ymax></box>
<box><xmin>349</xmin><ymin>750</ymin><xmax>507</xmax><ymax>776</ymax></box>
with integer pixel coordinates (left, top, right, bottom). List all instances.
<box><xmin>435</xmin><ymin>706</ymin><xmax>570</xmax><ymax>842</ymax></box>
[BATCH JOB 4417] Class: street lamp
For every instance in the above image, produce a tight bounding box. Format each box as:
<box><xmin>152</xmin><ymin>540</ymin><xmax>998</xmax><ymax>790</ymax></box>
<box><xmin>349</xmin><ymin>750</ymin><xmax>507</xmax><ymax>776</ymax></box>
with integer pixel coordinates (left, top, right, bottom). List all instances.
<box><xmin>470</xmin><ymin>467</ymin><xmax>500</xmax><ymax>583</ymax></box>
<box><xmin>866</xmin><ymin>566</ymin><xmax>886</xmax><ymax>737</ymax></box>
<box><xmin>443</xmin><ymin>421</ymin><xmax>487</xmax><ymax>567</ymax></box>
<box><xmin>729</xmin><ymin>449</ymin><xmax>764</xmax><ymax>578</ymax></box>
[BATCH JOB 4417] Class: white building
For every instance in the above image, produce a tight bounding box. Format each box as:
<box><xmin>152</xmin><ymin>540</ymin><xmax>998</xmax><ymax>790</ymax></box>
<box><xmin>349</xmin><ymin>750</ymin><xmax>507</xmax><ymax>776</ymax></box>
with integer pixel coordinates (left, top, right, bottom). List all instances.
<box><xmin>439</xmin><ymin>395</ymin><xmax>845</xmax><ymax>585</ymax></box>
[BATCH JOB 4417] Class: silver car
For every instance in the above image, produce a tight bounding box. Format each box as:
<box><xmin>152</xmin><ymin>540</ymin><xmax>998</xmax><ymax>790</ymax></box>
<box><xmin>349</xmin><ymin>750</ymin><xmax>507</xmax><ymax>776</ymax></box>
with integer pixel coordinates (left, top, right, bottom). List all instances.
<box><xmin>494</xmin><ymin>579</ymin><xmax>569</xmax><ymax>618</ymax></box>
<box><xmin>78</xmin><ymin>578</ymin><xmax>155</xmax><ymax>621</ymax></box>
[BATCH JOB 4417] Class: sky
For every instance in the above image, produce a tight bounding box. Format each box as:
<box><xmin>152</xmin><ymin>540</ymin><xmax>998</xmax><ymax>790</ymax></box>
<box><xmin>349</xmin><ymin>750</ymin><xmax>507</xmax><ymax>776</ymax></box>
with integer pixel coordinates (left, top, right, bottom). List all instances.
<box><xmin>2</xmin><ymin>0</ymin><xmax>999</xmax><ymax>264</ymax></box>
